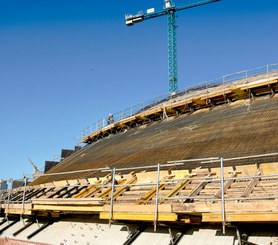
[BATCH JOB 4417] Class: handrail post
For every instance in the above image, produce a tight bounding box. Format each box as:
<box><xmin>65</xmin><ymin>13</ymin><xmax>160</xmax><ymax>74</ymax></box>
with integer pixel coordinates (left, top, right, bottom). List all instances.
<box><xmin>5</xmin><ymin>178</ymin><xmax>13</xmax><ymax>221</ymax></box>
<box><xmin>220</xmin><ymin>157</ymin><xmax>226</xmax><ymax>234</ymax></box>
<box><xmin>109</xmin><ymin>168</ymin><xmax>116</xmax><ymax>226</ymax></box>
<box><xmin>154</xmin><ymin>163</ymin><xmax>160</xmax><ymax>232</ymax></box>
<box><xmin>20</xmin><ymin>177</ymin><xmax>28</xmax><ymax>221</ymax></box>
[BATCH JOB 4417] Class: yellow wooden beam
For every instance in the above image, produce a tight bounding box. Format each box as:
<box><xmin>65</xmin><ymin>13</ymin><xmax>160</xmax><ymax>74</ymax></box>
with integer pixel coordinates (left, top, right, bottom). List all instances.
<box><xmin>103</xmin><ymin>204</ymin><xmax>172</xmax><ymax>213</ymax></box>
<box><xmin>31</xmin><ymin>198</ymin><xmax>104</xmax><ymax>206</ymax></box>
<box><xmin>164</xmin><ymin>179</ymin><xmax>191</xmax><ymax>198</ymax></box>
<box><xmin>173</xmin><ymin>200</ymin><xmax>278</xmax><ymax>213</ymax></box>
<box><xmin>33</xmin><ymin>204</ymin><xmax>103</xmax><ymax>213</ymax></box>
<box><xmin>214</xmin><ymin>172</ymin><xmax>237</xmax><ymax>198</ymax></box>
<box><xmin>4</xmin><ymin>209</ymin><xmax>32</xmax><ymax>215</ymax></box>
<box><xmin>100</xmin><ymin>212</ymin><xmax>177</xmax><ymax>221</ymax></box>
<box><xmin>239</xmin><ymin>79</ymin><xmax>277</xmax><ymax>90</ymax></box>
<box><xmin>202</xmin><ymin>212</ymin><xmax>278</xmax><ymax>222</ymax></box>
<box><xmin>112</xmin><ymin>176</ymin><xmax>137</xmax><ymax>200</ymax></box>
<box><xmin>136</xmin><ymin>176</ymin><xmax>173</xmax><ymax>204</ymax></box>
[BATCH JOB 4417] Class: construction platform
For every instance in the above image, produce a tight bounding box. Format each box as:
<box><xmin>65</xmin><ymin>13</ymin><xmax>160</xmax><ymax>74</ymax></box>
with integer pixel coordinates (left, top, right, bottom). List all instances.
<box><xmin>1</xmin><ymin>158</ymin><xmax>278</xmax><ymax>221</ymax></box>
<box><xmin>0</xmin><ymin>156</ymin><xmax>278</xmax><ymax>244</ymax></box>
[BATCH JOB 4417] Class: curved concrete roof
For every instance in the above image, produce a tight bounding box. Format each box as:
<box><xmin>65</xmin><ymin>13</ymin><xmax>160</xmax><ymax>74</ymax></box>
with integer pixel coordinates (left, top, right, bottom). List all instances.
<box><xmin>32</xmin><ymin>94</ymin><xmax>278</xmax><ymax>185</ymax></box>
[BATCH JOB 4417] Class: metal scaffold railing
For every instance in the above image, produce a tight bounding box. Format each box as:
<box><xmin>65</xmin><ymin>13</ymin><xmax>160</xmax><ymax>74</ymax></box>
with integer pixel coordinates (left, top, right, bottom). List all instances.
<box><xmin>1</xmin><ymin>152</ymin><xmax>278</xmax><ymax>234</ymax></box>
<box><xmin>80</xmin><ymin>63</ymin><xmax>278</xmax><ymax>142</ymax></box>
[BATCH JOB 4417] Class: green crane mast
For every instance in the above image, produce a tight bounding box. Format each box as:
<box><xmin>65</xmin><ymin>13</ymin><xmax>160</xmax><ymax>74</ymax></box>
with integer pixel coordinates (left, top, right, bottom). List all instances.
<box><xmin>125</xmin><ymin>0</ymin><xmax>221</xmax><ymax>94</ymax></box>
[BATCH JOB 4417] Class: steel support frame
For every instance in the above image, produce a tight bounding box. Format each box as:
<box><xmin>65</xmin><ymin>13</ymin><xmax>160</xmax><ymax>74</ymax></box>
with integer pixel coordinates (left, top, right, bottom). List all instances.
<box><xmin>109</xmin><ymin>168</ymin><xmax>116</xmax><ymax>226</ymax></box>
<box><xmin>220</xmin><ymin>157</ymin><xmax>226</xmax><ymax>234</ymax></box>
<box><xmin>154</xmin><ymin>163</ymin><xmax>161</xmax><ymax>231</ymax></box>
<box><xmin>167</xmin><ymin>10</ymin><xmax>178</xmax><ymax>94</ymax></box>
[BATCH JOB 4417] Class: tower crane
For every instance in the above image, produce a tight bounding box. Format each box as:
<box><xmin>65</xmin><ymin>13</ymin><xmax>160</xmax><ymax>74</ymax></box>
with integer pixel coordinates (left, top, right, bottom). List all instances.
<box><xmin>125</xmin><ymin>0</ymin><xmax>221</xmax><ymax>94</ymax></box>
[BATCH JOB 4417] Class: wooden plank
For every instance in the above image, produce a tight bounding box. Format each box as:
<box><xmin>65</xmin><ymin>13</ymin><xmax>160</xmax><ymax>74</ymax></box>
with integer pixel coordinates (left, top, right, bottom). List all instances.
<box><xmin>241</xmin><ymin>176</ymin><xmax>261</xmax><ymax>197</ymax></box>
<box><xmin>164</xmin><ymin>179</ymin><xmax>191</xmax><ymax>198</ymax></box>
<box><xmin>101</xmin><ymin>124</ymin><xmax>115</xmax><ymax>132</ymax></box>
<box><xmin>73</xmin><ymin>184</ymin><xmax>102</xmax><ymax>198</ymax></box>
<box><xmin>173</xmin><ymin>200</ymin><xmax>278</xmax><ymax>213</ymax></box>
<box><xmin>136</xmin><ymin>175</ymin><xmax>173</xmax><ymax>204</ymax></box>
<box><xmin>97</xmin><ymin>178</ymin><xmax>127</xmax><ymax>198</ymax></box>
<box><xmin>185</xmin><ymin>174</ymin><xmax>212</xmax><ymax>199</ymax></box>
<box><xmin>170</xmin><ymin>99</ymin><xmax>192</xmax><ymax>109</ymax></box>
<box><xmin>52</xmin><ymin>180</ymin><xmax>69</xmax><ymax>187</ymax></box>
<box><xmin>214</xmin><ymin>172</ymin><xmax>237</xmax><ymax>198</ymax></box>
<box><xmin>202</xmin><ymin>212</ymin><xmax>278</xmax><ymax>222</ymax></box>
<box><xmin>4</xmin><ymin>209</ymin><xmax>32</xmax><ymax>215</ymax></box>
<box><xmin>112</xmin><ymin>176</ymin><xmax>137</xmax><ymax>200</ymax></box>
<box><xmin>99</xmin><ymin>212</ymin><xmax>177</xmax><ymax>221</ymax></box>
<box><xmin>3</xmin><ymin>203</ymin><xmax>32</xmax><ymax>215</ymax></box>
<box><xmin>260</xmin><ymin>162</ymin><xmax>278</xmax><ymax>175</ymax></box>
<box><xmin>236</xmin><ymin>164</ymin><xmax>257</xmax><ymax>176</ymax></box>
<box><xmin>47</xmin><ymin>187</ymin><xmax>68</xmax><ymax>198</ymax></box>
<box><xmin>33</xmin><ymin>204</ymin><xmax>104</xmax><ymax>212</ymax></box>
<box><xmin>103</xmin><ymin>204</ymin><xmax>172</xmax><ymax>213</ymax></box>
<box><xmin>200</xmin><ymin>89</ymin><xmax>232</xmax><ymax>100</ymax></box>
<box><xmin>210</xmin><ymin>166</ymin><xmax>234</xmax><ymax>178</ymax></box>
<box><xmin>3</xmin><ymin>204</ymin><xmax>32</xmax><ymax>209</ymax></box>
<box><xmin>73</xmin><ymin>185</ymin><xmax>95</xmax><ymax>198</ymax></box>
<box><xmin>136</xmin><ymin>170</ymin><xmax>169</xmax><ymax>182</ymax></box>
<box><xmin>31</xmin><ymin>198</ymin><xmax>104</xmax><ymax>205</ymax></box>
<box><xmin>239</xmin><ymin>79</ymin><xmax>278</xmax><ymax>90</ymax></box>
<box><xmin>117</xmin><ymin>116</ymin><xmax>136</xmax><ymax>125</ymax></box>
<box><xmin>141</xmin><ymin>107</ymin><xmax>163</xmax><ymax>117</ymax></box>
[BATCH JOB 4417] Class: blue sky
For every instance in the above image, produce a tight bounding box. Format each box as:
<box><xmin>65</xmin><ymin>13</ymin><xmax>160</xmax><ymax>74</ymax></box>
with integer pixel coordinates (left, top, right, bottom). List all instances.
<box><xmin>0</xmin><ymin>0</ymin><xmax>277</xmax><ymax>180</ymax></box>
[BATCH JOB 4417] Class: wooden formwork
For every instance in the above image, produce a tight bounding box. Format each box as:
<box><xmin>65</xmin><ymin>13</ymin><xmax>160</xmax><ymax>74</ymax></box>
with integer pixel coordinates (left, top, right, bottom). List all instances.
<box><xmin>1</xmin><ymin>161</ymin><xmax>277</xmax><ymax>225</ymax></box>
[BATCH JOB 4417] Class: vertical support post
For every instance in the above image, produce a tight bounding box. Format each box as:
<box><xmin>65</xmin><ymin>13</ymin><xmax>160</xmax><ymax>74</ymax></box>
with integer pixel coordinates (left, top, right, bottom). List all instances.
<box><xmin>220</xmin><ymin>157</ymin><xmax>226</xmax><ymax>234</ymax></box>
<box><xmin>154</xmin><ymin>163</ymin><xmax>160</xmax><ymax>232</ymax></box>
<box><xmin>205</xmin><ymin>81</ymin><xmax>209</xmax><ymax>105</ymax></box>
<box><xmin>222</xmin><ymin>76</ymin><xmax>226</xmax><ymax>103</ymax></box>
<box><xmin>5</xmin><ymin>178</ymin><xmax>13</xmax><ymax>221</ymax></box>
<box><xmin>236</xmin><ymin>227</ymin><xmax>242</xmax><ymax>245</ymax></box>
<box><xmin>20</xmin><ymin>177</ymin><xmax>28</xmax><ymax>221</ymax></box>
<box><xmin>167</xmin><ymin>10</ymin><xmax>178</xmax><ymax>93</ymax></box>
<box><xmin>109</xmin><ymin>168</ymin><xmax>116</xmax><ymax>226</ymax></box>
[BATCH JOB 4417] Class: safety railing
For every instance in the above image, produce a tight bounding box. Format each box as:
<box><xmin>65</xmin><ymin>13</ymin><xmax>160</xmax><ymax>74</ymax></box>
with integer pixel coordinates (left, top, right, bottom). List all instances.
<box><xmin>1</xmin><ymin>152</ymin><xmax>278</xmax><ymax>233</ymax></box>
<box><xmin>80</xmin><ymin>63</ymin><xmax>278</xmax><ymax>142</ymax></box>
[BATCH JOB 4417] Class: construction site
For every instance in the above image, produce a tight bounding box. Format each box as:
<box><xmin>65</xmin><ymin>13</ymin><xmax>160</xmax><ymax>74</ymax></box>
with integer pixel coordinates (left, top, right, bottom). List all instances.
<box><xmin>0</xmin><ymin>63</ymin><xmax>277</xmax><ymax>244</ymax></box>
<box><xmin>1</xmin><ymin>0</ymin><xmax>278</xmax><ymax>244</ymax></box>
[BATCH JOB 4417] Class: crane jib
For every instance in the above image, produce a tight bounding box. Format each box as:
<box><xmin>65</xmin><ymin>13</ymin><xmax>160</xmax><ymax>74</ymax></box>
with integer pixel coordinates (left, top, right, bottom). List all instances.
<box><xmin>125</xmin><ymin>0</ymin><xmax>222</xmax><ymax>93</ymax></box>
